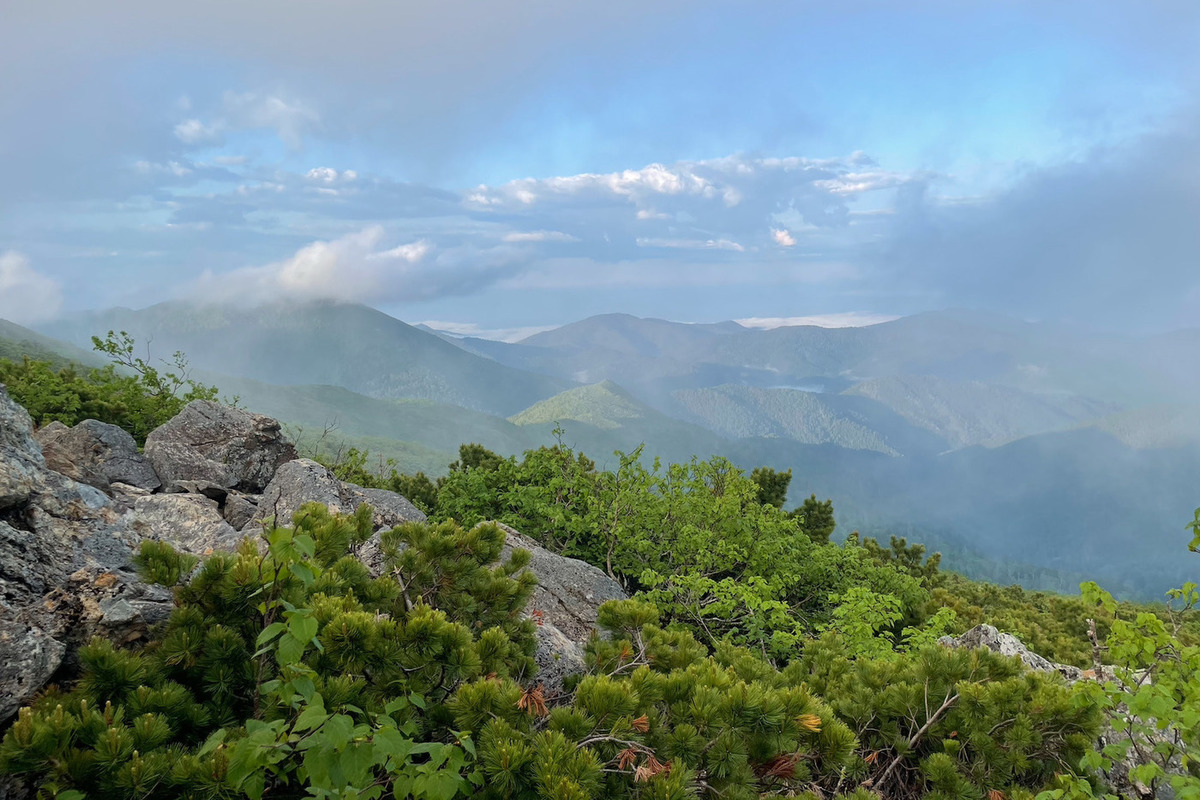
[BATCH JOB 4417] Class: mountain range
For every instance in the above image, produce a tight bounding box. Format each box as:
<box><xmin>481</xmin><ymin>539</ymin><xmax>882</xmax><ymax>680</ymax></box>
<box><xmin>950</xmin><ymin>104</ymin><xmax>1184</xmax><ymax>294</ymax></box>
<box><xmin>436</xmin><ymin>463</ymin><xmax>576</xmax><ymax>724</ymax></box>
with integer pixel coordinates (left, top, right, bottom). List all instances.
<box><xmin>4</xmin><ymin>300</ymin><xmax>1197</xmax><ymax>598</ymax></box>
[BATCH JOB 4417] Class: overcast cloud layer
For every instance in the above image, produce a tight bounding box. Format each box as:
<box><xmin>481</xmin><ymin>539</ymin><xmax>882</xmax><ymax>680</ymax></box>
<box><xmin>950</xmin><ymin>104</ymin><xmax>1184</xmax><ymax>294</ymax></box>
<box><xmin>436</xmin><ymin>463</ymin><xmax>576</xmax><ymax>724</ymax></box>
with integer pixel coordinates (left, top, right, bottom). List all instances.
<box><xmin>0</xmin><ymin>1</ymin><xmax>1196</xmax><ymax>333</ymax></box>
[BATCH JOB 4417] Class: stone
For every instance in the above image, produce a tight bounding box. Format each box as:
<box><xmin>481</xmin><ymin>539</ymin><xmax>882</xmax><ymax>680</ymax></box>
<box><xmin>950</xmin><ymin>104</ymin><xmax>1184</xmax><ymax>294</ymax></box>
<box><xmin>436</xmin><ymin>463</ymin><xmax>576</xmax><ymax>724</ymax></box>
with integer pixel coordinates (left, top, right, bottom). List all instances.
<box><xmin>131</xmin><ymin>493</ymin><xmax>244</xmax><ymax>556</ymax></box>
<box><xmin>35</xmin><ymin>419</ymin><xmax>161</xmax><ymax>493</ymax></box>
<box><xmin>222</xmin><ymin>492</ymin><xmax>258</xmax><ymax>531</ymax></box>
<box><xmin>938</xmin><ymin>624</ymin><xmax>1083</xmax><ymax>681</ymax></box>
<box><xmin>144</xmin><ymin>401</ymin><xmax>296</xmax><ymax>493</ymax></box>
<box><xmin>165</xmin><ymin>480</ymin><xmax>229</xmax><ymax>502</ymax></box>
<box><xmin>248</xmin><ymin>459</ymin><xmax>426</xmax><ymax>532</ymax></box>
<box><xmin>496</xmin><ymin>523</ymin><xmax>628</xmax><ymax>693</ymax></box>
<box><xmin>250</xmin><ymin>459</ymin><xmax>351</xmax><ymax>526</ymax></box>
<box><xmin>0</xmin><ymin>389</ymin><xmax>42</xmax><ymax>510</ymax></box>
<box><xmin>0</xmin><ymin>620</ymin><xmax>66</xmax><ymax>720</ymax></box>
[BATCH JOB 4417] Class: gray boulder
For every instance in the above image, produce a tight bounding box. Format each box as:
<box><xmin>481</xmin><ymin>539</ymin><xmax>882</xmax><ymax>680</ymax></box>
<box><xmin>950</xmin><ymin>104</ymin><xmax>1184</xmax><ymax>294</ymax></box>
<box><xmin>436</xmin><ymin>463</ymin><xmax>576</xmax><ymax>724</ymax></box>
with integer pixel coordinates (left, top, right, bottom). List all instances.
<box><xmin>938</xmin><ymin>624</ymin><xmax>1084</xmax><ymax>681</ymax></box>
<box><xmin>248</xmin><ymin>459</ymin><xmax>426</xmax><ymax>531</ymax></box>
<box><xmin>36</xmin><ymin>419</ymin><xmax>161</xmax><ymax>493</ymax></box>
<box><xmin>145</xmin><ymin>401</ymin><xmax>296</xmax><ymax>493</ymax></box>
<box><xmin>497</xmin><ymin>524</ymin><xmax>628</xmax><ymax>694</ymax></box>
<box><xmin>222</xmin><ymin>492</ymin><xmax>259</xmax><ymax>530</ymax></box>
<box><xmin>0</xmin><ymin>392</ymin><xmax>42</xmax><ymax>510</ymax></box>
<box><xmin>0</xmin><ymin>620</ymin><xmax>65</xmax><ymax>720</ymax></box>
<box><xmin>0</xmin><ymin>386</ymin><xmax>169</xmax><ymax>718</ymax></box>
<box><xmin>131</xmin><ymin>493</ymin><xmax>244</xmax><ymax>556</ymax></box>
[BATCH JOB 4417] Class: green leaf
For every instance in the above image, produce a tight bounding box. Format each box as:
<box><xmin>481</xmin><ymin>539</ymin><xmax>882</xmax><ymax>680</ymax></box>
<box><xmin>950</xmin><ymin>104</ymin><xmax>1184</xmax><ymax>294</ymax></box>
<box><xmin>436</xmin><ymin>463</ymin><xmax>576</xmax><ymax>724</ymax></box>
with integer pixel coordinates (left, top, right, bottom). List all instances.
<box><xmin>323</xmin><ymin>714</ymin><xmax>355</xmax><ymax>749</ymax></box>
<box><xmin>256</xmin><ymin>621</ymin><xmax>287</xmax><ymax>647</ymax></box>
<box><xmin>289</xmin><ymin>614</ymin><xmax>319</xmax><ymax>644</ymax></box>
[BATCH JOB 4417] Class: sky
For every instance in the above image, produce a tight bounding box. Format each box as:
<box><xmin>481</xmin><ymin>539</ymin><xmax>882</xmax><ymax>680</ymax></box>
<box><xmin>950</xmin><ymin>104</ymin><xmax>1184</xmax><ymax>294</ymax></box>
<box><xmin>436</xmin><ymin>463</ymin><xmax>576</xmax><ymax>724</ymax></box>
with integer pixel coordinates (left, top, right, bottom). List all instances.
<box><xmin>1</xmin><ymin>0</ymin><xmax>1197</xmax><ymax>339</ymax></box>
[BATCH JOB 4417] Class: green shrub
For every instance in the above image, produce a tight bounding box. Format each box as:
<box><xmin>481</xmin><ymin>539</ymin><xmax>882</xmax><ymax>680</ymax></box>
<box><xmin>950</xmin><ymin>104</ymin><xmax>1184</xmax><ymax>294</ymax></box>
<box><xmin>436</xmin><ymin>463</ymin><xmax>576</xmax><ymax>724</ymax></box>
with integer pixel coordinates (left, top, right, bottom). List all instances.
<box><xmin>0</xmin><ymin>504</ymin><xmax>535</xmax><ymax>799</ymax></box>
<box><xmin>0</xmin><ymin>331</ymin><xmax>218</xmax><ymax>444</ymax></box>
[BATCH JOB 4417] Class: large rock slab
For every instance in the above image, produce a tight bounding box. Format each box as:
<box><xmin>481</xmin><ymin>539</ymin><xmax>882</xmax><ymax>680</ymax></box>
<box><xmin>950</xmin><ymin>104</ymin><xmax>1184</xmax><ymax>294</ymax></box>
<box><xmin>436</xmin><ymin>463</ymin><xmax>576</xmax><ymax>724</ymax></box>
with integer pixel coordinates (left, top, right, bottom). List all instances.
<box><xmin>497</xmin><ymin>524</ymin><xmax>628</xmax><ymax>694</ymax></box>
<box><xmin>36</xmin><ymin>419</ymin><xmax>161</xmax><ymax>493</ymax></box>
<box><xmin>144</xmin><ymin>401</ymin><xmax>296</xmax><ymax>493</ymax></box>
<box><xmin>0</xmin><ymin>391</ymin><xmax>42</xmax><ymax>510</ymax></box>
<box><xmin>131</xmin><ymin>493</ymin><xmax>244</xmax><ymax>556</ymax></box>
<box><xmin>0</xmin><ymin>620</ymin><xmax>65</xmax><ymax>720</ymax></box>
<box><xmin>248</xmin><ymin>459</ymin><xmax>426</xmax><ymax>531</ymax></box>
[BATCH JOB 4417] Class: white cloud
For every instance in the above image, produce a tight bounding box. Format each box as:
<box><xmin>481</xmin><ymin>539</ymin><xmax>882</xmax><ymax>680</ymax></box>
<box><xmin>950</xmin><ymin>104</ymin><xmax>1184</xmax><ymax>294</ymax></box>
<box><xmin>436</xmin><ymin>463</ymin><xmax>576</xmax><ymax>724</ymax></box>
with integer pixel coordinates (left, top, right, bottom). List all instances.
<box><xmin>636</xmin><ymin>237</ymin><xmax>745</xmax><ymax>252</ymax></box>
<box><xmin>736</xmin><ymin>312</ymin><xmax>898</xmax><ymax>329</ymax></box>
<box><xmin>0</xmin><ymin>251</ymin><xmax>63</xmax><ymax>325</ymax></box>
<box><xmin>305</xmin><ymin>166</ymin><xmax>357</xmax><ymax>184</ymax></box>
<box><xmin>173</xmin><ymin>118</ymin><xmax>224</xmax><ymax>145</ymax></box>
<box><xmin>771</xmin><ymin>228</ymin><xmax>796</xmax><ymax>246</ymax></box>
<box><xmin>415</xmin><ymin>320</ymin><xmax>556</xmax><ymax>342</ymax></box>
<box><xmin>134</xmin><ymin>160</ymin><xmax>193</xmax><ymax>177</ymax></box>
<box><xmin>501</xmin><ymin>230</ymin><xmax>579</xmax><ymax>243</ymax></box>
<box><xmin>190</xmin><ymin>226</ymin><xmax>521</xmax><ymax>306</ymax></box>
<box><xmin>222</xmin><ymin>92</ymin><xmax>320</xmax><ymax>150</ymax></box>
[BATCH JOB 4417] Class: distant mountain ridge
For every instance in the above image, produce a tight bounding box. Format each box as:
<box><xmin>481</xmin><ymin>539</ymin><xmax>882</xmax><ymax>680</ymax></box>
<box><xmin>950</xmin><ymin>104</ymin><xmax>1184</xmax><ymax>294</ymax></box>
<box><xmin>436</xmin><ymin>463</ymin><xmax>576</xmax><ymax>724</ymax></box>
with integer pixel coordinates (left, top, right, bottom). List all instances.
<box><xmin>7</xmin><ymin>303</ymin><xmax>1199</xmax><ymax>598</ymax></box>
<box><xmin>41</xmin><ymin>301</ymin><xmax>572</xmax><ymax>417</ymax></box>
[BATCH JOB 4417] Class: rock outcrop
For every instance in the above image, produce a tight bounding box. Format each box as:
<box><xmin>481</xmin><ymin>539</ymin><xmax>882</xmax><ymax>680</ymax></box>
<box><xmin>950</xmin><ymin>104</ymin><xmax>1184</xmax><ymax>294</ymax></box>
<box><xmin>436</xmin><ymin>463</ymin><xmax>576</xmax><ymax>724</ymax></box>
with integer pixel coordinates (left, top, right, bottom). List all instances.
<box><xmin>0</xmin><ymin>387</ymin><xmax>169</xmax><ymax>719</ymax></box>
<box><xmin>1</xmin><ymin>390</ymin><xmax>623</xmax><ymax>722</ymax></box>
<box><xmin>498</xmin><ymin>524</ymin><xmax>628</xmax><ymax>693</ymax></box>
<box><xmin>35</xmin><ymin>419</ymin><xmax>160</xmax><ymax>493</ymax></box>
<box><xmin>250</xmin><ymin>458</ymin><xmax>426</xmax><ymax>532</ymax></box>
<box><xmin>131</xmin><ymin>494</ymin><xmax>243</xmax><ymax>556</ymax></box>
<box><xmin>939</xmin><ymin>624</ymin><xmax>1083</xmax><ymax>681</ymax></box>
<box><xmin>144</xmin><ymin>401</ymin><xmax>296</xmax><ymax>493</ymax></box>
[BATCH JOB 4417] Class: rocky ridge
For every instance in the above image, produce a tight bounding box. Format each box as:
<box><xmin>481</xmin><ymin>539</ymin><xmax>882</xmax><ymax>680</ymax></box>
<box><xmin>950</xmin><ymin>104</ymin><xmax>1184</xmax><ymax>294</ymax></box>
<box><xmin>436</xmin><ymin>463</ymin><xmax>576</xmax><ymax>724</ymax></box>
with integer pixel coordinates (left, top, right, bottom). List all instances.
<box><xmin>0</xmin><ymin>389</ymin><xmax>626</xmax><ymax>721</ymax></box>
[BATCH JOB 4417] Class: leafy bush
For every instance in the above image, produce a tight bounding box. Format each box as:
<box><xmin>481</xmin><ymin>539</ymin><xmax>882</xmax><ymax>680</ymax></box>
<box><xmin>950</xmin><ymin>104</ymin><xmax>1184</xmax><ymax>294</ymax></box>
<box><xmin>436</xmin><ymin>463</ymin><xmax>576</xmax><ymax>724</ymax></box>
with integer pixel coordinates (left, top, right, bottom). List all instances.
<box><xmin>0</xmin><ymin>331</ymin><xmax>218</xmax><ymax>444</ymax></box>
<box><xmin>456</xmin><ymin>599</ymin><xmax>1097</xmax><ymax>800</ymax></box>
<box><xmin>0</xmin><ymin>504</ymin><xmax>536</xmax><ymax>799</ymax></box>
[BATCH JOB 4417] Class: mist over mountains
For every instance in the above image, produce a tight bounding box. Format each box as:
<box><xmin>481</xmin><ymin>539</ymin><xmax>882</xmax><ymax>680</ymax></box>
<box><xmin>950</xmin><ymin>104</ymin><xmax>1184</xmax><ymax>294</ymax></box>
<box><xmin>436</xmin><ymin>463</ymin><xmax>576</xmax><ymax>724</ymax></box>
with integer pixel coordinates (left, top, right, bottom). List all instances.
<box><xmin>9</xmin><ymin>300</ymin><xmax>1199</xmax><ymax>599</ymax></box>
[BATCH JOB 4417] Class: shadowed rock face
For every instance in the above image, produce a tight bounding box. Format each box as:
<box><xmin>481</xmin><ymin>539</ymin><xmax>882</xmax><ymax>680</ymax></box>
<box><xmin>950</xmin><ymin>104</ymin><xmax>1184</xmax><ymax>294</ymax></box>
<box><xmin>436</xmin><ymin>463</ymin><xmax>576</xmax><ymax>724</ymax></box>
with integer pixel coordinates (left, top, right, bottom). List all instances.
<box><xmin>144</xmin><ymin>400</ymin><xmax>297</xmax><ymax>493</ymax></box>
<box><xmin>36</xmin><ymin>419</ymin><xmax>161</xmax><ymax>493</ymax></box>
<box><xmin>0</xmin><ymin>387</ymin><xmax>168</xmax><ymax>719</ymax></box>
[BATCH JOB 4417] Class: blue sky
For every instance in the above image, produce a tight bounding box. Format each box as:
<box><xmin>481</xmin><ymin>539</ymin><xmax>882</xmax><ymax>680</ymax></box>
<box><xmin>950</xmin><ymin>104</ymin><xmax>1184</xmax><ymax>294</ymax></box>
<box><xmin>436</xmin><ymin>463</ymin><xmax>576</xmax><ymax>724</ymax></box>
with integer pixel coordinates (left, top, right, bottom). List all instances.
<box><xmin>1</xmin><ymin>0</ymin><xmax>1197</xmax><ymax>337</ymax></box>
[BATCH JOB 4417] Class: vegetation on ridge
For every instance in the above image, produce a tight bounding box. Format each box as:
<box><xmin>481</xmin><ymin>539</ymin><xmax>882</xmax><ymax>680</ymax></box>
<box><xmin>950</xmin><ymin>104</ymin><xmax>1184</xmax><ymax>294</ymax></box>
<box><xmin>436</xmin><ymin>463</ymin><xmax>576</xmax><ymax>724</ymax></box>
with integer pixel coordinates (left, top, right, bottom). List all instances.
<box><xmin>5</xmin><ymin>343</ymin><xmax>1200</xmax><ymax>799</ymax></box>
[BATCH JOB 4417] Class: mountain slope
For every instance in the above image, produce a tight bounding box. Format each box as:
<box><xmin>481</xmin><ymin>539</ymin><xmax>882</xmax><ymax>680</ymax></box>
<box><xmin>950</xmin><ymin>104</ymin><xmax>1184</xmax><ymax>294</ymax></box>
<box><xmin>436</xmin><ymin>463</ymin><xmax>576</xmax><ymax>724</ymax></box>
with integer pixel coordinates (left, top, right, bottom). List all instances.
<box><xmin>0</xmin><ymin>319</ymin><xmax>103</xmax><ymax>368</ymax></box>
<box><xmin>844</xmin><ymin>375</ymin><xmax>1119</xmax><ymax>449</ymax></box>
<box><xmin>509</xmin><ymin>380</ymin><xmax>652</xmax><ymax>430</ymax></box>
<box><xmin>41</xmin><ymin>301</ymin><xmax>572</xmax><ymax>416</ymax></box>
<box><xmin>463</xmin><ymin>311</ymin><xmax>1196</xmax><ymax>409</ymax></box>
<box><xmin>674</xmin><ymin>384</ymin><xmax>949</xmax><ymax>455</ymax></box>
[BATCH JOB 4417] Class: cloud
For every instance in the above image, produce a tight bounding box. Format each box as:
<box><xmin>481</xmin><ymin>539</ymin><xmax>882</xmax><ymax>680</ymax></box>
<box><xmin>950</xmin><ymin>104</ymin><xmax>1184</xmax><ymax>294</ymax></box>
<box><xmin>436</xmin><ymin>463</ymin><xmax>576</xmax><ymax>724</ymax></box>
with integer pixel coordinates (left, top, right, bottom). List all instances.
<box><xmin>636</xmin><ymin>237</ymin><xmax>745</xmax><ymax>252</ymax></box>
<box><xmin>190</xmin><ymin>225</ymin><xmax>524</xmax><ymax>306</ymax></box>
<box><xmin>736</xmin><ymin>312</ymin><xmax>898</xmax><ymax>329</ymax></box>
<box><xmin>877</xmin><ymin>110</ymin><xmax>1200</xmax><ymax>329</ymax></box>
<box><xmin>173</xmin><ymin>118</ymin><xmax>224</xmax><ymax>145</ymax></box>
<box><xmin>306</xmin><ymin>167</ymin><xmax>357</xmax><ymax>183</ymax></box>
<box><xmin>415</xmin><ymin>320</ymin><xmax>556</xmax><ymax>342</ymax></box>
<box><xmin>222</xmin><ymin>92</ymin><xmax>319</xmax><ymax>150</ymax></box>
<box><xmin>0</xmin><ymin>251</ymin><xmax>63</xmax><ymax>324</ymax></box>
<box><xmin>771</xmin><ymin>228</ymin><xmax>796</xmax><ymax>246</ymax></box>
<box><xmin>501</xmin><ymin>230</ymin><xmax>579</xmax><ymax>243</ymax></box>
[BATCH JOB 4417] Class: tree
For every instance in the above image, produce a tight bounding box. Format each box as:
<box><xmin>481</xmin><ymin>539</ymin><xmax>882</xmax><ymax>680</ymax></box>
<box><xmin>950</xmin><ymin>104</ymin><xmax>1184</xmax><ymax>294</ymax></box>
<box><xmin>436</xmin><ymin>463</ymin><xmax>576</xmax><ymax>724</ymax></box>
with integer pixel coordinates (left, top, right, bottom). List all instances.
<box><xmin>793</xmin><ymin>494</ymin><xmax>837</xmax><ymax>545</ymax></box>
<box><xmin>750</xmin><ymin>466</ymin><xmax>792</xmax><ymax>509</ymax></box>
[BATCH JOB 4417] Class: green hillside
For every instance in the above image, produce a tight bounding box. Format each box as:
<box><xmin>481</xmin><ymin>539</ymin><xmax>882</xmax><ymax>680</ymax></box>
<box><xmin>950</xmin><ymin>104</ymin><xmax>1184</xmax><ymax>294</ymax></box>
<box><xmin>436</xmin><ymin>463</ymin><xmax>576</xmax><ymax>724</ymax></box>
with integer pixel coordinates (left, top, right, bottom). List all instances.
<box><xmin>675</xmin><ymin>384</ymin><xmax>907</xmax><ymax>455</ymax></box>
<box><xmin>844</xmin><ymin>374</ymin><xmax>1119</xmax><ymax>449</ymax></box>
<box><xmin>42</xmin><ymin>301</ymin><xmax>572</xmax><ymax>416</ymax></box>
<box><xmin>0</xmin><ymin>319</ymin><xmax>102</xmax><ymax>368</ymax></box>
<box><xmin>508</xmin><ymin>380</ymin><xmax>650</xmax><ymax>429</ymax></box>
<box><xmin>1081</xmin><ymin>403</ymin><xmax>1200</xmax><ymax>449</ymax></box>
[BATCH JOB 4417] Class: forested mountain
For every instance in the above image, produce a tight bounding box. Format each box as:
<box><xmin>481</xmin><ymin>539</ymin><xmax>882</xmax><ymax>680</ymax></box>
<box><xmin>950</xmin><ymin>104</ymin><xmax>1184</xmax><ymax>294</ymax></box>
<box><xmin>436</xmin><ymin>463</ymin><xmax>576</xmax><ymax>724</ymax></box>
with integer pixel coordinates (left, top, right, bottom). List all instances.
<box><xmin>11</xmin><ymin>304</ymin><xmax>1200</xmax><ymax>598</ymax></box>
<box><xmin>42</xmin><ymin>301</ymin><xmax>571</xmax><ymax>416</ymax></box>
